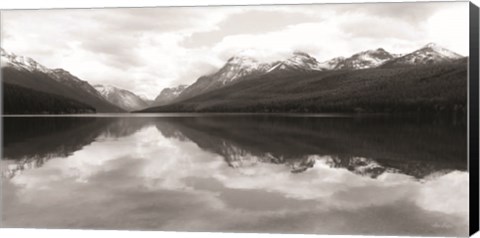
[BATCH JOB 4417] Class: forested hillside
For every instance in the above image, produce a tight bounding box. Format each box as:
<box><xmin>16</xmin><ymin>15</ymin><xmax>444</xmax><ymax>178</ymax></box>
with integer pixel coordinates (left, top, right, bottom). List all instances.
<box><xmin>3</xmin><ymin>83</ymin><xmax>96</xmax><ymax>114</ymax></box>
<box><xmin>141</xmin><ymin>59</ymin><xmax>467</xmax><ymax>114</ymax></box>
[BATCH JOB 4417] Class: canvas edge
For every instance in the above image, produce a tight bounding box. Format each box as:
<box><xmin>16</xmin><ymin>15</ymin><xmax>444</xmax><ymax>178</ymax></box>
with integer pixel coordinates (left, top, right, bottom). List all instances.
<box><xmin>469</xmin><ymin>1</ymin><xmax>480</xmax><ymax>236</ymax></box>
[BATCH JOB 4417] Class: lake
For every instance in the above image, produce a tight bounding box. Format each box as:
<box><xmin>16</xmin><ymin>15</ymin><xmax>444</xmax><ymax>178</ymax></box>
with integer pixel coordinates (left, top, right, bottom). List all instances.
<box><xmin>1</xmin><ymin>114</ymin><xmax>469</xmax><ymax>236</ymax></box>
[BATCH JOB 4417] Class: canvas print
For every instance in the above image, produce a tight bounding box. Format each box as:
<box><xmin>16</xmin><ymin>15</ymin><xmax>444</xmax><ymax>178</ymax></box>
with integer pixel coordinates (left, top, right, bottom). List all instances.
<box><xmin>0</xmin><ymin>1</ymin><xmax>472</xmax><ymax>236</ymax></box>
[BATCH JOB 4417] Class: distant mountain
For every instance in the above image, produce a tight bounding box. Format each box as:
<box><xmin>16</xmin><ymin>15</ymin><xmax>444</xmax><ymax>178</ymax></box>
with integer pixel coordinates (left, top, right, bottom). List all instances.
<box><xmin>94</xmin><ymin>85</ymin><xmax>148</xmax><ymax>111</ymax></box>
<box><xmin>1</xmin><ymin>48</ymin><xmax>123</xmax><ymax>113</ymax></box>
<box><xmin>266</xmin><ymin>51</ymin><xmax>326</xmax><ymax>73</ymax></box>
<box><xmin>318</xmin><ymin>57</ymin><xmax>346</xmax><ymax>70</ymax></box>
<box><xmin>332</xmin><ymin>48</ymin><xmax>395</xmax><ymax>70</ymax></box>
<box><xmin>317</xmin><ymin>44</ymin><xmax>462</xmax><ymax>70</ymax></box>
<box><xmin>381</xmin><ymin>43</ymin><xmax>463</xmax><ymax>68</ymax></box>
<box><xmin>141</xmin><ymin>58</ymin><xmax>467</xmax><ymax>114</ymax></box>
<box><xmin>153</xmin><ymin>84</ymin><xmax>188</xmax><ymax>106</ymax></box>
<box><xmin>1</xmin><ymin>48</ymin><xmax>51</xmax><ymax>73</ymax></box>
<box><xmin>177</xmin><ymin>51</ymin><xmax>326</xmax><ymax>101</ymax></box>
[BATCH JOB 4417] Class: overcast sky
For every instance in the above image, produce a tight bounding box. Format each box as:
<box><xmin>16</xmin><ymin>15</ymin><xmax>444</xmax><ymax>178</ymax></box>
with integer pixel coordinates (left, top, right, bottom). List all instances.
<box><xmin>1</xmin><ymin>2</ymin><xmax>469</xmax><ymax>99</ymax></box>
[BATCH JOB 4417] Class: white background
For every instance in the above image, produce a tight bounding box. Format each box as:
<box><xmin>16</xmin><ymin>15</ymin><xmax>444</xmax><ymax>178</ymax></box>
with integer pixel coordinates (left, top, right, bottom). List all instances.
<box><xmin>0</xmin><ymin>0</ymin><xmax>479</xmax><ymax>238</ymax></box>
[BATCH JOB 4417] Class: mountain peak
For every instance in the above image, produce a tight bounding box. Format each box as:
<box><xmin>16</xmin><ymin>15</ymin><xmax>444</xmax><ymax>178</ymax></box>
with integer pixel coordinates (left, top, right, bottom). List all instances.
<box><xmin>154</xmin><ymin>84</ymin><xmax>189</xmax><ymax>106</ymax></box>
<box><xmin>292</xmin><ymin>51</ymin><xmax>312</xmax><ymax>58</ymax></box>
<box><xmin>333</xmin><ymin>47</ymin><xmax>394</xmax><ymax>70</ymax></box>
<box><xmin>357</xmin><ymin>47</ymin><xmax>391</xmax><ymax>56</ymax></box>
<box><xmin>422</xmin><ymin>42</ymin><xmax>438</xmax><ymax>49</ymax></box>
<box><xmin>381</xmin><ymin>43</ymin><xmax>463</xmax><ymax>67</ymax></box>
<box><xmin>52</xmin><ymin>68</ymin><xmax>69</xmax><ymax>73</ymax></box>
<box><xmin>419</xmin><ymin>42</ymin><xmax>462</xmax><ymax>58</ymax></box>
<box><xmin>227</xmin><ymin>55</ymin><xmax>258</xmax><ymax>64</ymax></box>
<box><xmin>1</xmin><ymin>48</ymin><xmax>51</xmax><ymax>73</ymax></box>
<box><xmin>277</xmin><ymin>51</ymin><xmax>324</xmax><ymax>71</ymax></box>
<box><xmin>94</xmin><ymin>84</ymin><xmax>148</xmax><ymax>111</ymax></box>
<box><xmin>94</xmin><ymin>84</ymin><xmax>116</xmax><ymax>90</ymax></box>
<box><xmin>159</xmin><ymin>84</ymin><xmax>188</xmax><ymax>93</ymax></box>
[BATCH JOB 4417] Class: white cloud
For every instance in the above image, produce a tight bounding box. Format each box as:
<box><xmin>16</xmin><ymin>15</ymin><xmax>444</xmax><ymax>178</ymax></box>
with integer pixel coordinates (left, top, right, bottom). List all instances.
<box><xmin>423</xmin><ymin>4</ymin><xmax>470</xmax><ymax>55</ymax></box>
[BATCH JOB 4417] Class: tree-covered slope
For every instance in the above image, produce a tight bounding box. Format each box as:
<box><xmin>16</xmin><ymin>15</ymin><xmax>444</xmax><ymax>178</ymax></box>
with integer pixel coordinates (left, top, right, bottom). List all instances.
<box><xmin>2</xmin><ymin>67</ymin><xmax>123</xmax><ymax>113</ymax></box>
<box><xmin>3</xmin><ymin>83</ymin><xmax>96</xmax><ymax>114</ymax></box>
<box><xmin>142</xmin><ymin>60</ymin><xmax>467</xmax><ymax>114</ymax></box>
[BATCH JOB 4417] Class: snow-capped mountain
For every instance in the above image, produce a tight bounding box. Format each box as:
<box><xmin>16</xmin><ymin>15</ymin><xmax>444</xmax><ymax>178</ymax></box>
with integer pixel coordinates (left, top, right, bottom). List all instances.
<box><xmin>215</xmin><ymin>55</ymin><xmax>273</xmax><ymax>85</ymax></box>
<box><xmin>94</xmin><ymin>85</ymin><xmax>149</xmax><ymax>111</ymax></box>
<box><xmin>267</xmin><ymin>51</ymin><xmax>326</xmax><ymax>73</ymax></box>
<box><xmin>318</xmin><ymin>57</ymin><xmax>346</xmax><ymax>70</ymax></box>
<box><xmin>1</xmin><ymin>48</ymin><xmax>123</xmax><ymax>112</ymax></box>
<box><xmin>169</xmin><ymin>45</ymin><xmax>461</xmax><ymax>104</ymax></box>
<box><xmin>2</xmin><ymin>48</ymin><xmax>96</xmax><ymax>98</ymax></box>
<box><xmin>1</xmin><ymin>48</ymin><xmax>50</xmax><ymax>73</ymax></box>
<box><xmin>177</xmin><ymin>51</ymin><xmax>326</xmax><ymax>101</ymax></box>
<box><xmin>153</xmin><ymin>84</ymin><xmax>188</xmax><ymax>106</ymax></box>
<box><xmin>332</xmin><ymin>48</ymin><xmax>395</xmax><ymax>70</ymax></box>
<box><xmin>381</xmin><ymin>43</ymin><xmax>463</xmax><ymax>67</ymax></box>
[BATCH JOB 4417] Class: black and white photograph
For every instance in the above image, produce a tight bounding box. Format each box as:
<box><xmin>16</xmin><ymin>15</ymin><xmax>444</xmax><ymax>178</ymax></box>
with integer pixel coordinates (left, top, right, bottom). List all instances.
<box><xmin>0</xmin><ymin>1</ymin><xmax>475</xmax><ymax>237</ymax></box>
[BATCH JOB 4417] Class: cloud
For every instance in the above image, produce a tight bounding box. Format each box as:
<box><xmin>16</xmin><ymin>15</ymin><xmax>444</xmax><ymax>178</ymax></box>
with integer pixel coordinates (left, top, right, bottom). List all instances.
<box><xmin>1</xmin><ymin>2</ymin><xmax>469</xmax><ymax>99</ymax></box>
<box><xmin>181</xmin><ymin>8</ymin><xmax>323</xmax><ymax>48</ymax></box>
<box><xmin>333</xmin><ymin>2</ymin><xmax>446</xmax><ymax>24</ymax></box>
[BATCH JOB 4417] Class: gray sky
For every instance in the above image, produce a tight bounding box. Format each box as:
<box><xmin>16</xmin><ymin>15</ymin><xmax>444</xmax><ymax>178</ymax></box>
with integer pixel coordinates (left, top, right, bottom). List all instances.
<box><xmin>1</xmin><ymin>2</ymin><xmax>469</xmax><ymax>99</ymax></box>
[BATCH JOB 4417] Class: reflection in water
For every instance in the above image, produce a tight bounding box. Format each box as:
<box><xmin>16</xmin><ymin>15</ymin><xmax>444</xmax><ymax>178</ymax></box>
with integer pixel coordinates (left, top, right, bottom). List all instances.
<box><xmin>154</xmin><ymin>116</ymin><xmax>466</xmax><ymax>178</ymax></box>
<box><xmin>1</xmin><ymin>115</ymin><xmax>468</xmax><ymax>236</ymax></box>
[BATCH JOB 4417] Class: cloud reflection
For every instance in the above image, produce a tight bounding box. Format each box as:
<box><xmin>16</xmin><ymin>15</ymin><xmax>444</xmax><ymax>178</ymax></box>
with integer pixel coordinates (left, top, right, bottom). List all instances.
<box><xmin>2</xmin><ymin>124</ymin><xmax>468</xmax><ymax>236</ymax></box>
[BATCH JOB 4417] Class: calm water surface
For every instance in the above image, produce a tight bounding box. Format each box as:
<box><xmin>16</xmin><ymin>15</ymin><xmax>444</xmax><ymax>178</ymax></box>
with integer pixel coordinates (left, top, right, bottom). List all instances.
<box><xmin>1</xmin><ymin>114</ymin><xmax>468</xmax><ymax>236</ymax></box>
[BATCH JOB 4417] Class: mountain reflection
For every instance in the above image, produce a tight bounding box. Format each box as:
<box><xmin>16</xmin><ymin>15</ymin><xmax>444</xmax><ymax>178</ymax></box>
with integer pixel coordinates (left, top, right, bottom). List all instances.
<box><xmin>1</xmin><ymin>115</ymin><xmax>468</xmax><ymax>235</ymax></box>
<box><xmin>2</xmin><ymin>115</ymin><xmax>466</xmax><ymax>179</ymax></box>
<box><xmin>2</xmin><ymin>117</ymin><xmax>152</xmax><ymax>178</ymax></box>
<box><xmin>153</xmin><ymin>116</ymin><xmax>466</xmax><ymax>178</ymax></box>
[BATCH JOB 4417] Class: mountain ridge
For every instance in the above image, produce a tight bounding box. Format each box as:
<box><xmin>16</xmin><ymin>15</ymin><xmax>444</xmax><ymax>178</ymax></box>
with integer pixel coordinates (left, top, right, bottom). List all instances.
<box><xmin>1</xmin><ymin>48</ymin><xmax>124</xmax><ymax>113</ymax></box>
<box><xmin>2</xmin><ymin>43</ymin><xmax>464</xmax><ymax>115</ymax></box>
<box><xmin>141</xmin><ymin>57</ymin><xmax>467</xmax><ymax>114</ymax></box>
<box><xmin>153</xmin><ymin>84</ymin><xmax>189</xmax><ymax>106</ymax></box>
<box><xmin>380</xmin><ymin>43</ymin><xmax>463</xmax><ymax>68</ymax></box>
<box><xmin>332</xmin><ymin>48</ymin><xmax>395</xmax><ymax>70</ymax></box>
<box><xmin>176</xmin><ymin>51</ymin><xmax>328</xmax><ymax>102</ymax></box>
<box><xmin>149</xmin><ymin>43</ymin><xmax>463</xmax><ymax>109</ymax></box>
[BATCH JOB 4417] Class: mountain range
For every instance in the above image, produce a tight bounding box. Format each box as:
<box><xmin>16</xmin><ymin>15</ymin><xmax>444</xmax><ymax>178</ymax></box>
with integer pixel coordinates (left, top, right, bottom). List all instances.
<box><xmin>1</xmin><ymin>48</ymin><xmax>157</xmax><ymax>113</ymax></box>
<box><xmin>1</xmin><ymin>43</ymin><xmax>467</xmax><ymax>114</ymax></box>
<box><xmin>142</xmin><ymin>43</ymin><xmax>466</xmax><ymax>113</ymax></box>
<box><xmin>380</xmin><ymin>43</ymin><xmax>463</xmax><ymax>67</ymax></box>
